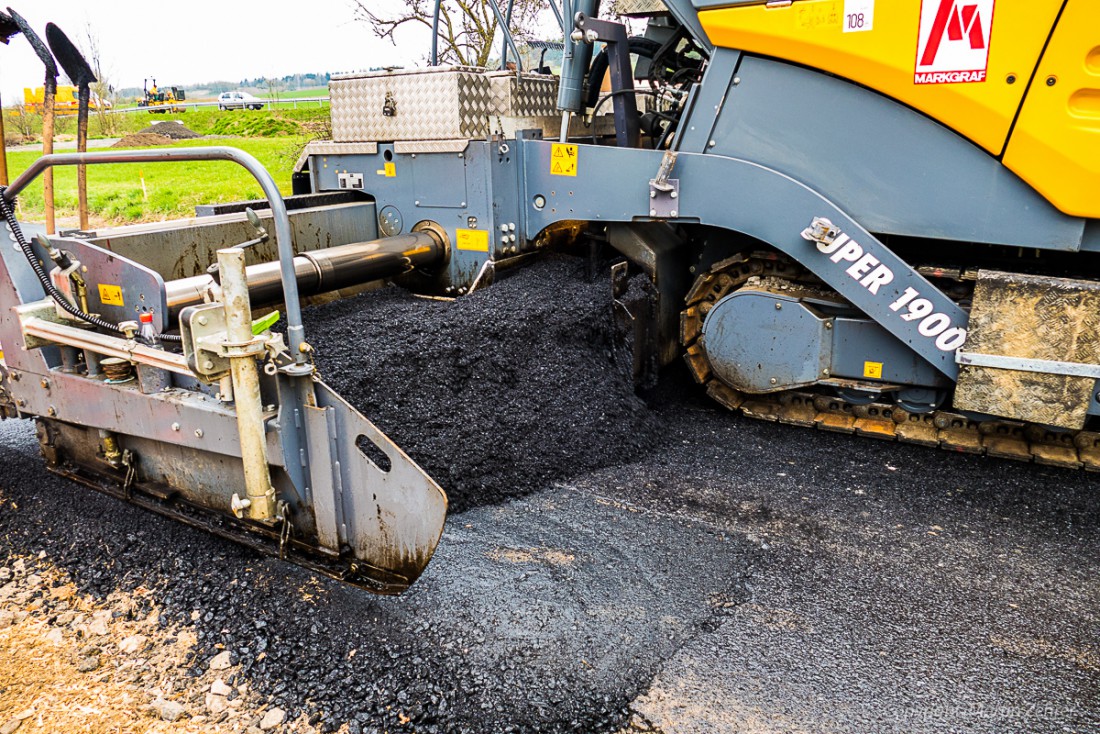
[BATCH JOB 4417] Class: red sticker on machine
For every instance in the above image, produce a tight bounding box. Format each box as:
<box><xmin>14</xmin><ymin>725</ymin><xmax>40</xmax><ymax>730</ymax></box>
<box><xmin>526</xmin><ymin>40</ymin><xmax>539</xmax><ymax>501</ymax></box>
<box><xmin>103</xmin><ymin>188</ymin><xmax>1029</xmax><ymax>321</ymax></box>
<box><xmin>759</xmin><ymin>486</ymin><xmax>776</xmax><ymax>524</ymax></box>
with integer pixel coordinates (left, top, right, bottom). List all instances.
<box><xmin>914</xmin><ymin>0</ymin><xmax>995</xmax><ymax>85</ymax></box>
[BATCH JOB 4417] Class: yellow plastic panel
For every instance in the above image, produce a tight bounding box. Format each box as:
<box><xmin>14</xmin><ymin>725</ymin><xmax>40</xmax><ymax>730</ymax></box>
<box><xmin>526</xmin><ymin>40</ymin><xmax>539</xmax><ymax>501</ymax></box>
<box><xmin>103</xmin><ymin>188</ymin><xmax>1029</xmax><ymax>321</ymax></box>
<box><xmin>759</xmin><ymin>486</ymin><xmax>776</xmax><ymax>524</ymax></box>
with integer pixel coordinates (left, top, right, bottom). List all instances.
<box><xmin>699</xmin><ymin>0</ymin><xmax>1062</xmax><ymax>155</ymax></box>
<box><xmin>1004</xmin><ymin>0</ymin><xmax>1100</xmax><ymax>219</ymax></box>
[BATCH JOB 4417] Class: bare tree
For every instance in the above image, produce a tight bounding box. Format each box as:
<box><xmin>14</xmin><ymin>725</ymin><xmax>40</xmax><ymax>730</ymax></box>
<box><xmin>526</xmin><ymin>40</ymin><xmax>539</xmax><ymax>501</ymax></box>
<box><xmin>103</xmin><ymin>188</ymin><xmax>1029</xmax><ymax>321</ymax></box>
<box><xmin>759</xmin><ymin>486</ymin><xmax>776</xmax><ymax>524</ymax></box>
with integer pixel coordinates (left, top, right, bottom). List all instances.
<box><xmin>265</xmin><ymin>76</ymin><xmax>285</xmax><ymax>106</ymax></box>
<box><xmin>8</xmin><ymin>104</ymin><xmax>36</xmax><ymax>140</ymax></box>
<box><xmin>82</xmin><ymin>23</ymin><xmax>118</xmax><ymax>136</ymax></box>
<box><xmin>353</xmin><ymin>0</ymin><xmax>550</xmax><ymax>68</ymax></box>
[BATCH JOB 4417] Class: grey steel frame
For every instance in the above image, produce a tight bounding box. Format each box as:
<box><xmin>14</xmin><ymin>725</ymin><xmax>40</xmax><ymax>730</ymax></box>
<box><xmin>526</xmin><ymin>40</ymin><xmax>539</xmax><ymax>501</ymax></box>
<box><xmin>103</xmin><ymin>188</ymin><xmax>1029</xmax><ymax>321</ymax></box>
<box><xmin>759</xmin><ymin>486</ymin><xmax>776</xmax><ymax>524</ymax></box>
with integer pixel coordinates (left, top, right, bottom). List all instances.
<box><xmin>5</xmin><ymin>147</ymin><xmax>310</xmax><ymax>369</ymax></box>
<box><xmin>0</xmin><ymin>147</ymin><xmax>448</xmax><ymax>591</ymax></box>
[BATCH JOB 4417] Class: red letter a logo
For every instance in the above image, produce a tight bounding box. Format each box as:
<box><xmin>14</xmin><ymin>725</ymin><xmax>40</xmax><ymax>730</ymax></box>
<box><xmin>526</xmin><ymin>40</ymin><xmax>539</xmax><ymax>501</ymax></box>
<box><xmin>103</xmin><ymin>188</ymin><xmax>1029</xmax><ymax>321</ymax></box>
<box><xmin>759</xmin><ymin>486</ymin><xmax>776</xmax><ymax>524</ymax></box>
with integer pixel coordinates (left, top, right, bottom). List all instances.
<box><xmin>920</xmin><ymin>0</ymin><xmax>987</xmax><ymax>68</ymax></box>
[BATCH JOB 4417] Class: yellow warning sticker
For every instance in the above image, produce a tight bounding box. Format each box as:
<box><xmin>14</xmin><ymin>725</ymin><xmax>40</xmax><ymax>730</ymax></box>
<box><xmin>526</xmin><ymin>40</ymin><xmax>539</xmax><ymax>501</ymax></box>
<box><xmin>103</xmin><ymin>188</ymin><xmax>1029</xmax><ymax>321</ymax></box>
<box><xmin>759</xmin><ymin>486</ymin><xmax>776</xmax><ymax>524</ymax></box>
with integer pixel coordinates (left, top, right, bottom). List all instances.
<box><xmin>550</xmin><ymin>143</ymin><xmax>578</xmax><ymax>177</ymax></box>
<box><xmin>384</xmin><ymin>162</ymin><xmax>396</xmax><ymax>178</ymax></box>
<box><xmin>456</xmin><ymin>228</ymin><xmax>490</xmax><ymax>252</ymax></box>
<box><xmin>98</xmin><ymin>284</ymin><xmax>124</xmax><ymax>307</ymax></box>
<box><xmin>864</xmin><ymin>361</ymin><xmax>883</xmax><ymax>379</ymax></box>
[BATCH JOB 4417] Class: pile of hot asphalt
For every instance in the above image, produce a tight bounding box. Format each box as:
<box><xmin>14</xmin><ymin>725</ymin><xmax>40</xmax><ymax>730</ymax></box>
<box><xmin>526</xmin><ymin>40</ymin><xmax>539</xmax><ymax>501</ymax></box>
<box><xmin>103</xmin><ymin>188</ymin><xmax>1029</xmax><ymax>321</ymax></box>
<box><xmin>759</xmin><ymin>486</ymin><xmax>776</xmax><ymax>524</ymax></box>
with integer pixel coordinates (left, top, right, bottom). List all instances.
<box><xmin>300</xmin><ymin>255</ymin><xmax>662</xmax><ymax>513</ymax></box>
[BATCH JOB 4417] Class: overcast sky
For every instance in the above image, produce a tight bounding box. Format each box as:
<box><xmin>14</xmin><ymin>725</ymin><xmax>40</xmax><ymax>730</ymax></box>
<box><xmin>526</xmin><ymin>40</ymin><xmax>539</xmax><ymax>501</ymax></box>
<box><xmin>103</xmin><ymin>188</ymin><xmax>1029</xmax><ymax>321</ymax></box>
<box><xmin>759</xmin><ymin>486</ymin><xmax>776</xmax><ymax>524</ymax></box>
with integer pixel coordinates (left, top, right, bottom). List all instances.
<box><xmin>0</xmin><ymin>0</ymin><xmax>427</xmax><ymax>101</ymax></box>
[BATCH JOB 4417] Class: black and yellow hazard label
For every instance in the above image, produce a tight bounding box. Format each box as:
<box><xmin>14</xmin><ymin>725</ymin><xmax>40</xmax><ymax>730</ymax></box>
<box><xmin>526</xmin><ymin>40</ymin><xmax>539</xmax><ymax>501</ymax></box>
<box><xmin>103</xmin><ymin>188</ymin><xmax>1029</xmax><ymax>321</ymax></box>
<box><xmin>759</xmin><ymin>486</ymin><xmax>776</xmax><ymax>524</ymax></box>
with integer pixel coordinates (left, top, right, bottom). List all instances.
<box><xmin>456</xmin><ymin>228</ymin><xmax>490</xmax><ymax>252</ymax></box>
<box><xmin>98</xmin><ymin>284</ymin><xmax>124</xmax><ymax>306</ymax></box>
<box><xmin>863</xmin><ymin>361</ymin><xmax>883</xmax><ymax>379</ymax></box>
<box><xmin>550</xmin><ymin>143</ymin><xmax>578</xmax><ymax>177</ymax></box>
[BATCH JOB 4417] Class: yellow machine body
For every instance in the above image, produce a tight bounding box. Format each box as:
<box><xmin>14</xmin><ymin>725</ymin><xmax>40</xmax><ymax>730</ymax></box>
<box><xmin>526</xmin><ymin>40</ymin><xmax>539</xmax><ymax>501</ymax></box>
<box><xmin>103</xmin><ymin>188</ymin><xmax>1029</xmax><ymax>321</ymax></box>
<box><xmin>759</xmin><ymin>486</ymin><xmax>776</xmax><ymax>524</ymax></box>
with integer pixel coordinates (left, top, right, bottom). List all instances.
<box><xmin>22</xmin><ymin>85</ymin><xmax>110</xmax><ymax>115</ymax></box>
<box><xmin>698</xmin><ymin>0</ymin><xmax>1100</xmax><ymax>219</ymax></box>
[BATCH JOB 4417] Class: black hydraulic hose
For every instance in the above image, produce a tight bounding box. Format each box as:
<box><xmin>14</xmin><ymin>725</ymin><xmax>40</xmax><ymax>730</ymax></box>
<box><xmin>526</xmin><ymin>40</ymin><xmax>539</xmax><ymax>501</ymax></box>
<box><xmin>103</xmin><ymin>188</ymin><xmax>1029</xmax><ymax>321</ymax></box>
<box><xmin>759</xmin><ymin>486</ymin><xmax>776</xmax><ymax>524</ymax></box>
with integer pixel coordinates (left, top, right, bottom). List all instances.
<box><xmin>589</xmin><ymin>88</ymin><xmax>660</xmax><ymax>144</ymax></box>
<box><xmin>584</xmin><ymin>36</ymin><xmax>662</xmax><ymax>110</ymax></box>
<box><xmin>0</xmin><ymin>186</ymin><xmax>182</xmax><ymax>343</ymax></box>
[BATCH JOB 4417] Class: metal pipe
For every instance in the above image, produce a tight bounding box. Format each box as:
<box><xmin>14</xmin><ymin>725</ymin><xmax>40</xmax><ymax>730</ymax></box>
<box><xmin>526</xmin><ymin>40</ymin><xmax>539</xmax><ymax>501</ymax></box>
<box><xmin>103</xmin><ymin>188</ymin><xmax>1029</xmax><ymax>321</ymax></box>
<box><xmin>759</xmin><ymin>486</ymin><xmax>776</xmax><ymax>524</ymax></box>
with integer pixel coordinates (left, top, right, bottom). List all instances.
<box><xmin>500</xmin><ymin>0</ymin><xmax>515</xmax><ymax>70</ymax></box>
<box><xmin>9</xmin><ymin>9</ymin><xmax>57</xmax><ymax>233</ymax></box>
<box><xmin>165</xmin><ymin>231</ymin><xmax>447</xmax><ymax>320</ymax></box>
<box><xmin>22</xmin><ymin>316</ymin><xmax>192</xmax><ymax>375</ymax></box>
<box><xmin>548</xmin><ymin>0</ymin><xmax>563</xmax><ymax>33</ymax></box>
<box><xmin>487</xmin><ymin>0</ymin><xmax>523</xmax><ymax>72</ymax></box>
<box><xmin>0</xmin><ymin>89</ymin><xmax>8</xmax><ymax>185</ymax></box>
<box><xmin>4</xmin><ymin>147</ymin><xmax>310</xmax><ymax>367</ymax></box>
<box><xmin>430</xmin><ymin>0</ymin><xmax>442</xmax><ymax>65</ymax></box>
<box><xmin>556</xmin><ymin>0</ymin><xmax>598</xmax><ymax>115</ymax></box>
<box><xmin>75</xmin><ymin>84</ymin><xmax>90</xmax><ymax>230</ymax></box>
<box><xmin>218</xmin><ymin>247</ymin><xmax>276</xmax><ymax>523</ymax></box>
<box><xmin>41</xmin><ymin>84</ymin><xmax>56</xmax><ymax>234</ymax></box>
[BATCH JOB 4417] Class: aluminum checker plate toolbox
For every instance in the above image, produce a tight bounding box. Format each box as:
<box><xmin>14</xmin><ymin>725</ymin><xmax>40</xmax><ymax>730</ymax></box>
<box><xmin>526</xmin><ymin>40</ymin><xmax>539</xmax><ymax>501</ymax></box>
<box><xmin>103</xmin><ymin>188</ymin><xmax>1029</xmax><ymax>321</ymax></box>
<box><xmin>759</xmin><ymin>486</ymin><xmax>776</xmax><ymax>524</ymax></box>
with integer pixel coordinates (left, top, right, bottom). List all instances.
<box><xmin>330</xmin><ymin>66</ymin><xmax>559</xmax><ymax>142</ymax></box>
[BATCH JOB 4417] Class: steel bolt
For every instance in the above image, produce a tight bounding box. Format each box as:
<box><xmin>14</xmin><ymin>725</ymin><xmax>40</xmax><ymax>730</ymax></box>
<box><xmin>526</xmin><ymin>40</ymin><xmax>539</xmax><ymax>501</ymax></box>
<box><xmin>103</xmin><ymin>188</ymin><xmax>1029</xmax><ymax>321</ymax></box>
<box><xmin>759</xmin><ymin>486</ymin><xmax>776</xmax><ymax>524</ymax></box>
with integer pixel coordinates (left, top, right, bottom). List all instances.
<box><xmin>198</xmin><ymin>316</ymin><xmax>208</xmax><ymax>326</ymax></box>
<box><xmin>670</xmin><ymin>191</ymin><xmax>678</xmax><ymax>199</ymax></box>
<box><xmin>650</xmin><ymin>191</ymin><xmax>657</xmax><ymax>199</ymax></box>
<box><xmin>195</xmin><ymin>429</ymin><xmax>204</xmax><ymax>438</ymax></box>
<box><xmin>823</xmin><ymin>369</ymin><xmax>831</xmax><ymax>377</ymax></box>
<box><xmin>171</xmin><ymin>422</ymin><xmax>180</xmax><ymax>431</ymax></box>
<box><xmin>16</xmin><ymin>399</ymin><xmax>25</xmax><ymax>407</ymax></box>
<box><xmin>775</xmin><ymin>302</ymin><xmax>782</xmax><ymax>310</ymax></box>
<box><xmin>203</xmin><ymin>360</ymin><xmax>215</xmax><ymax>370</ymax></box>
<box><xmin>708</xmin><ymin>140</ymin><xmax>716</xmax><ymax>148</ymax></box>
<box><xmin>1046</xmin><ymin>76</ymin><xmax>1057</xmax><ymax>86</ymax></box>
<box><xmin>825</xmin><ymin>321</ymin><xmax>834</xmax><ymax>329</ymax></box>
<box><xmin>650</xmin><ymin>209</ymin><xmax>657</xmax><ymax>216</ymax></box>
<box><xmin>770</xmin><ymin>378</ymin><xmax>777</xmax><ymax>385</ymax></box>
<box><xmin>40</xmin><ymin>378</ymin><xmax>49</xmax><ymax>389</ymax></box>
<box><xmin>733</xmin><ymin>77</ymin><xmax>741</xmax><ymax>85</ymax></box>
<box><xmin>670</xmin><ymin>210</ymin><xmax>678</xmax><ymax>217</ymax></box>
<box><xmin>47</xmin><ymin>406</ymin><xmax>56</xmax><ymax>416</ymax></box>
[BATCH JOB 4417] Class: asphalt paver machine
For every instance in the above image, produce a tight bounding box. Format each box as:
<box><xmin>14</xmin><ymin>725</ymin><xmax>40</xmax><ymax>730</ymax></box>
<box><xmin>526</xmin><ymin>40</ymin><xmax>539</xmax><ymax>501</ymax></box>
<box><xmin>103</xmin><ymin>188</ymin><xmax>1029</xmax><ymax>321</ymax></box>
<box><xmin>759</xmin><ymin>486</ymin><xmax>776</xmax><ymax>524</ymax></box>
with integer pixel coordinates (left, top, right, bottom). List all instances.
<box><xmin>2</xmin><ymin>0</ymin><xmax>1097</xmax><ymax>591</ymax></box>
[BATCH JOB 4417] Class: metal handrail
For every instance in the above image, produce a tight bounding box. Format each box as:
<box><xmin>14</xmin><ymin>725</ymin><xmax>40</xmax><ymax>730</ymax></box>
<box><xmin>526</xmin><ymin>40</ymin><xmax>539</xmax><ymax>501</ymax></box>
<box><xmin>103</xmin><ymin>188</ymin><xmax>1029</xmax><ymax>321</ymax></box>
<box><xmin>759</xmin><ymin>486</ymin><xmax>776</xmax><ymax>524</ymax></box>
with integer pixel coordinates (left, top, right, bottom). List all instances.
<box><xmin>428</xmin><ymin>0</ymin><xmax>524</xmax><ymax>72</ymax></box>
<box><xmin>4</xmin><ymin>147</ymin><xmax>310</xmax><ymax>368</ymax></box>
<box><xmin>500</xmin><ymin>0</ymin><xmax>516</xmax><ymax>70</ymax></box>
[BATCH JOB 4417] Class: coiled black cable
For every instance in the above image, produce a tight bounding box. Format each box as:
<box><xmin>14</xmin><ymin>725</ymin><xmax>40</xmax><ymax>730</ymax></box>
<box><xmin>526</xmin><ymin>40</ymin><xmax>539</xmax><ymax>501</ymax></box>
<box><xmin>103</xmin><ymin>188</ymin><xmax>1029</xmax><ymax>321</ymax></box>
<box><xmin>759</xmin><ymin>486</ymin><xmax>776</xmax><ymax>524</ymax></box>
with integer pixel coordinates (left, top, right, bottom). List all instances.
<box><xmin>0</xmin><ymin>186</ymin><xmax>182</xmax><ymax>343</ymax></box>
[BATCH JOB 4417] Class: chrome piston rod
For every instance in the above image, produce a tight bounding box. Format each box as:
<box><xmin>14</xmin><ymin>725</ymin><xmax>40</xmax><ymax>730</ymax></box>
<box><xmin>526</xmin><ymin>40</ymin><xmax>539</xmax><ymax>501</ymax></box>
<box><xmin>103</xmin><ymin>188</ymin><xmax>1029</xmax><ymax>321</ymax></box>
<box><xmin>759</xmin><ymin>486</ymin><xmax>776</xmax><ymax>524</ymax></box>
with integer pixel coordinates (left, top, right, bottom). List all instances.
<box><xmin>165</xmin><ymin>231</ymin><xmax>446</xmax><ymax>320</ymax></box>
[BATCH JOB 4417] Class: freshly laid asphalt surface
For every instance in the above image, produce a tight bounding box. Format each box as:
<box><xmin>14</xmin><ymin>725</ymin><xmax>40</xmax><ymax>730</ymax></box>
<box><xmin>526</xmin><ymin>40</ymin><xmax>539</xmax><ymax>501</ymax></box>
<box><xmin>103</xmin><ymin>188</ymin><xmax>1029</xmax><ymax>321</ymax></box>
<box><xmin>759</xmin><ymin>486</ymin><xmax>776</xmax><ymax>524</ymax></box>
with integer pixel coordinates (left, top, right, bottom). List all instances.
<box><xmin>0</xmin><ymin>257</ymin><xmax>1097</xmax><ymax>733</ymax></box>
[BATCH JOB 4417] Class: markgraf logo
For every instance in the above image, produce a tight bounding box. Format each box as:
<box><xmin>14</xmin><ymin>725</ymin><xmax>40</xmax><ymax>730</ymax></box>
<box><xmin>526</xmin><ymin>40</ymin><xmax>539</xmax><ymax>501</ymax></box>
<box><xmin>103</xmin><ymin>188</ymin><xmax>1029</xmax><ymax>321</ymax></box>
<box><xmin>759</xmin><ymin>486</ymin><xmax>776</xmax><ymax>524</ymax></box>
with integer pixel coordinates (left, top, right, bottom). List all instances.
<box><xmin>914</xmin><ymin>0</ymin><xmax>995</xmax><ymax>85</ymax></box>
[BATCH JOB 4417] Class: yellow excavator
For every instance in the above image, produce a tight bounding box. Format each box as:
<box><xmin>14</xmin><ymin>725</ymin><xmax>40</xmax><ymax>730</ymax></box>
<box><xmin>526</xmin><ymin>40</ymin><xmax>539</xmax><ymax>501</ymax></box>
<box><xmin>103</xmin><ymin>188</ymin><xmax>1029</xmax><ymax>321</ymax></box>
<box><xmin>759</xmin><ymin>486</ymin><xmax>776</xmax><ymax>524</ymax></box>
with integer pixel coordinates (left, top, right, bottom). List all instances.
<box><xmin>137</xmin><ymin>77</ymin><xmax>186</xmax><ymax>113</ymax></box>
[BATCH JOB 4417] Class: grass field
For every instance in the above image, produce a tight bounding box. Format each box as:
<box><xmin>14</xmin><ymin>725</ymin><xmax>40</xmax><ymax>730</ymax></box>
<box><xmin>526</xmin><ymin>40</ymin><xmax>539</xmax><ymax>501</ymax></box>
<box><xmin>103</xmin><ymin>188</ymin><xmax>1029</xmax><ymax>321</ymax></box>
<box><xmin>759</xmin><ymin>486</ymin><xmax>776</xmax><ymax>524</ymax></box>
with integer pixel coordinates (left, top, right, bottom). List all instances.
<box><xmin>9</xmin><ymin>106</ymin><xmax>329</xmax><ymax>142</ymax></box>
<box><xmin>8</xmin><ymin>136</ymin><xmax>309</xmax><ymax>227</ymax></box>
